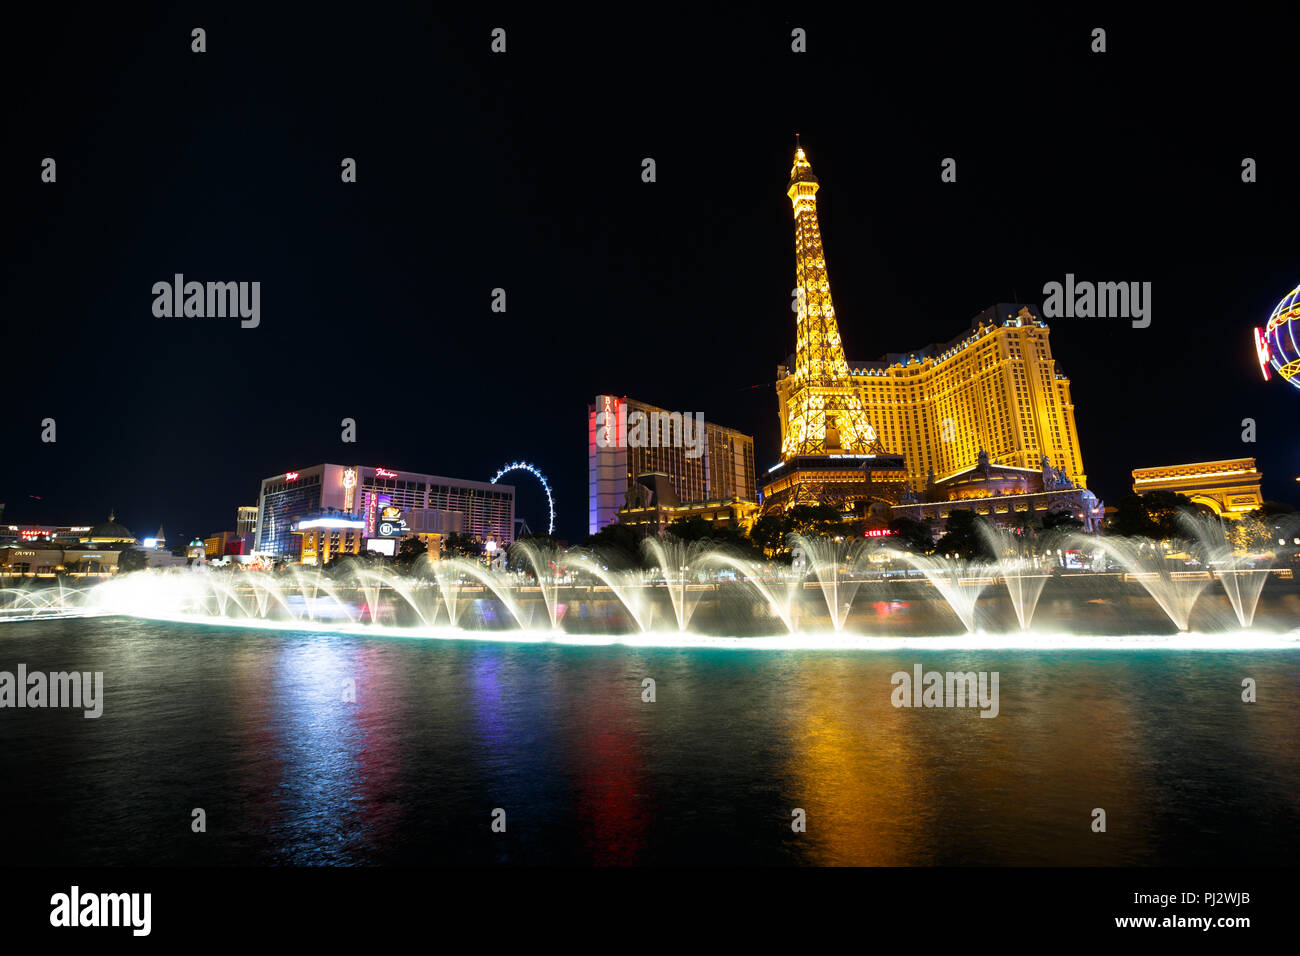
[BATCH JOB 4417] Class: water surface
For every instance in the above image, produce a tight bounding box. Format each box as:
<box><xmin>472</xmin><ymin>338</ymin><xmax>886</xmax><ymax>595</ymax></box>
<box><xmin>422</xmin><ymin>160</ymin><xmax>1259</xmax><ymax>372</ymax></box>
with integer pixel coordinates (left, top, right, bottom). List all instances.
<box><xmin>1</xmin><ymin>617</ymin><xmax>1296</xmax><ymax>865</ymax></box>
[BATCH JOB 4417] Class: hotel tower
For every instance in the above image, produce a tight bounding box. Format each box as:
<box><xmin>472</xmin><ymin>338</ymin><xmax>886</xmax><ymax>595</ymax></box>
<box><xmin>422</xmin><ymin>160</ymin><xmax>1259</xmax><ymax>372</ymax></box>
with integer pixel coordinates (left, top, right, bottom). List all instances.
<box><xmin>763</xmin><ymin>142</ymin><xmax>1088</xmax><ymax>513</ymax></box>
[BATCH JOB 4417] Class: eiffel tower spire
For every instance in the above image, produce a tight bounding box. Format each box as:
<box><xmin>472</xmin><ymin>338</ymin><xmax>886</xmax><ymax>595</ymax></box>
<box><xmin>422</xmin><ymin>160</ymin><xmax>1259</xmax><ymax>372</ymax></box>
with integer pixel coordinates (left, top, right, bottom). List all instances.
<box><xmin>782</xmin><ymin>141</ymin><xmax>883</xmax><ymax>459</ymax></box>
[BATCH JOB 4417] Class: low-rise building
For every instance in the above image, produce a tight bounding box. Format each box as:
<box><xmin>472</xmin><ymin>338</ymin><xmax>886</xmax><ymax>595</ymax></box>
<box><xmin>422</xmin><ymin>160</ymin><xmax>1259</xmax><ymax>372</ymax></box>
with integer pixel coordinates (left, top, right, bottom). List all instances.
<box><xmin>890</xmin><ymin>451</ymin><xmax>1104</xmax><ymax>533</ymax></box>
<box><xmin>616</xmin><ymin>472</ymin><xmax>760</xmax><ymax>536</ymax></box>
<box><xmin>292</xmin><ymin>511</ymin><xmax>367</xmax><ymax>566</ymax></box>
<box><xmin>204</xmin><ymin>531</ymin><xmax>245</xmax><ymax>557</ymax></box>
<box><xmin>0</xmin><ymin>547</ymin><xmax>67</xmax><ymax>576</ymax></box>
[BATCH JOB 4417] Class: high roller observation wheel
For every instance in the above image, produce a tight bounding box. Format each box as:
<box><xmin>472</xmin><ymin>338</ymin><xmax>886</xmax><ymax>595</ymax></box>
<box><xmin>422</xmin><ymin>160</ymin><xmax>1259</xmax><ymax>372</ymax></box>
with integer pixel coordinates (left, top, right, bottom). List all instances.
<box><xmin>490</xmin><ymin>461</ymin><xmax>555</xmax><ymax>536</ymax></box>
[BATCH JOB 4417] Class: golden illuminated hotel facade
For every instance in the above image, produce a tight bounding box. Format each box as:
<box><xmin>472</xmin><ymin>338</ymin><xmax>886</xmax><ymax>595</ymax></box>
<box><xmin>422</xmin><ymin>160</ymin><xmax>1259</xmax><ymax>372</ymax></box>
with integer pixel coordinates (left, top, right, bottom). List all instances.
<box><xmin>775</xmin><ymin>303</ymin><xmax>1088</xmax><ymax>494</ymax></box>
<box><xmin>764</xmin><ymin>142</ymin><xmax>1087</xmax><ymax>512</ymax></box>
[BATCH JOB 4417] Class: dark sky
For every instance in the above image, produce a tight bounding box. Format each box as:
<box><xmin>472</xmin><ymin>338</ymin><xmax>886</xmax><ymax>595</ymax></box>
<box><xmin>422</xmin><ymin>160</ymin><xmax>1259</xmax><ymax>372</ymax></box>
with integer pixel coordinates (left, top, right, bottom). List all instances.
<box><xmin>5</xmin><ymin>5</ymin><xmax>1298</xmax><ymax>543</ymax></box>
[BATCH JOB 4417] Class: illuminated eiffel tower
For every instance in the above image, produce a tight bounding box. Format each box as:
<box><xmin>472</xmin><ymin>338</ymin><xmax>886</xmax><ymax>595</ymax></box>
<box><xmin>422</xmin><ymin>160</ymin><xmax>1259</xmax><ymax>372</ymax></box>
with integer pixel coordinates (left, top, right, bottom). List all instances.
<box><xmin>763</xmin><ymin>139</ymin><xmax>907</xmax><ymax>513</ymax></box>
<box><xmin>783</xmin><ymin>140</ymin><xmax>884</xmax><ymax>459</ymax></box>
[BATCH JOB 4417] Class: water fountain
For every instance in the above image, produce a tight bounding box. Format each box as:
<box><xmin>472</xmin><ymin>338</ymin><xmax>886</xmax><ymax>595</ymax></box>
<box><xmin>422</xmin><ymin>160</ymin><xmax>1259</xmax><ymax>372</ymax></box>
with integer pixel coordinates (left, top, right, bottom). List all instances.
<box><xmin>508</xmin><ymin>539</ymin><xmax>564</xmax><ymax>630</ymax></box>
<box><xmin>698</xmin><ymin>550</ymin><xmax>800</xmax><ymax>633</ymax></box>
<box><xmin>1078</xmin><ymin>534</ymin><xmax>1209</xmax><ymax>632</ymax></box>
<box><xmin>885</xmin><ymin>549</ymin><xmax>993</xmax><ymax>634</ymax></box>
<box><xmin>976</xmin><ymin>522</ymin><xmax>1053</xmax><ymax>630</ymax></box>
<box><xmin>426</xmin><ymin>556</ymin><xmax>529</xmax><ymax>630</ymax></box>
<box><xmin>788</xmin><ymin>534</ymin><xmax>867</xmax><ymax>631</ymax></box>
<box><xmin>642</xmin><ymin>538</ymin><xmax>712</xmax><ymax>632</ymax></box>
<box><xmin>356</xmin><ymin>566</ymin><xmax>438</xmax><ymax>629</ymax></box>
<box><xmin>1178</xmin><ymin>514</ymin><xmax>1273</xmax><ymax>628</ymax></box>
<box><xmin>428</xmin><ymin>555</ymin><xmax>467</xmax><ymax>627</ymax></box>
<box><xmin>564</xmin><ymin>551</ymin><xmax>653</xmax><ymax>632</ymax></box>
<box><xmin>3</xmin><ymin>524</ymin><xmax>1293</xmax><ymax>646</ymax></box>
<box><xmin>0</xmin><ymin>582</ymin><xmax>92</xmax><ymax>619</ymax></box>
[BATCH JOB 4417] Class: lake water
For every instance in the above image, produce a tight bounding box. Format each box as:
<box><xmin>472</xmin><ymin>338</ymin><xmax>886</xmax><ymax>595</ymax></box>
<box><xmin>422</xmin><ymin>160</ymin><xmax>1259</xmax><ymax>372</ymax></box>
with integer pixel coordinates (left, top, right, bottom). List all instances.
<box><xmin>1</xmin><ymin>616</ymin><xmax>1297</xmax><ymax>865</ymax></box>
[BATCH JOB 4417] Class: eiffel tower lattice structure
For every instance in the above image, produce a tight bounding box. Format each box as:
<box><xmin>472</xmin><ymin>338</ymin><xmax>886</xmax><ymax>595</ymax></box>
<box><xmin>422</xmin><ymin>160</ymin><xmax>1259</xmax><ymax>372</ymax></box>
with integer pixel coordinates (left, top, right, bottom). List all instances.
<box><xmin>782</xmin><ymin>140</ymin><xmax>886</xmax><ymax>463</ymax></box>
<box><xmin>763</xmin><ymin>139</ymin><xmax>909</xmax><ymax>513</ymax></box>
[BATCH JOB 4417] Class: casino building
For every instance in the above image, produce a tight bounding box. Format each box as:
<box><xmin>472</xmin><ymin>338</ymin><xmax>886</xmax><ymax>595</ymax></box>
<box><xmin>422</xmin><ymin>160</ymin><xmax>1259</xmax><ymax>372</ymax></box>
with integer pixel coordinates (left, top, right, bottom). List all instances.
<box><xmin>587</xmin><ymin>395</ymin><xmax>757</xmax><ymax>535</ymax></box>
<box><xmin>763</xmin><ymin>142</ymin><xmax>1089</xmax><ymax>521</ymax></box>
<box><xmin>292</xmin><ymin>510</ymin><xmax>367</xmax><ymax>566</ymax></box>
<box><xmin>833</xmin><ymin>303</ymin><xmax>1087</xmax><ymax>493</ymax></box>
<box><xmin>254</xmin><ymin>464</ymin><xmax>515</xmax><ymax>559</ymax></box>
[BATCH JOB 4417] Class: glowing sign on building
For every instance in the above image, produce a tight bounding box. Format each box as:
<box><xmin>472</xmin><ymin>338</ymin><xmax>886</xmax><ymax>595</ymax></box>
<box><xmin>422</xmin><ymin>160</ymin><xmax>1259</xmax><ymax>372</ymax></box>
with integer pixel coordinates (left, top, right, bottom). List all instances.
<box><xmin>863</xmin><ymin>528</ymin><xmax>897</xmax><ymax>538</ymax></box>
<box><xmin>376</xmin><ymin>505</ymin><xmax>407</xmax><ymax>537</ymax></box>
<box><xmin>1259</xmin><ymin>282</ymin><xmax>1300</xmax><ymax>391</ymax></box>
<box><xmin>296</xmin><ymin>516</ymin><xmax>367</xmax><ymax>530</ymax></box>
<box><xmin>1253</xmin><ymin>327</ymin><xmax>1271</xmax><ymax>381</ymax></box>
<box><xmin>376</xmin><ymin>468</ymin><xmax>398</xmax><ymax>479</ymax></box>
<box><xmin>343</xmin><ymin>467</ymin><xmax>357</xmax><ymax>512</ymax></box>
<box><xmin>598</xmin><ymin>395</ymin><xmax>623</xmax><ymax>448</ymax></box>
<box><xmin>285</xmin><ymin>472</ymin><xmax>300</xmax><ymax>481</ymax></box>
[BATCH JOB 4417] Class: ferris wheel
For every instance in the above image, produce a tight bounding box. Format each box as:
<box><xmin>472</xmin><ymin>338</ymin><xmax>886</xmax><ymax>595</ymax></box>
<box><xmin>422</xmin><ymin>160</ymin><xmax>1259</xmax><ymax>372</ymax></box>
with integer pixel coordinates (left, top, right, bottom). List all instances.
<box><xmin>490</xmin><ymin>461</ymin><xmax>555</xmax><ymax>535</ymax></box>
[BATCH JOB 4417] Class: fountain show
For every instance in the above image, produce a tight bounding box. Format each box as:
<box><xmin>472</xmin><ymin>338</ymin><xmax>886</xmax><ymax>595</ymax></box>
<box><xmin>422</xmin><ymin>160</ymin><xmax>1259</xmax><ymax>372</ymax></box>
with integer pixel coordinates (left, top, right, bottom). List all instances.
<box><xmin>2</xmin><ymin>4</ymin><xmax>1297</xmax><ymax>945</ymax></box>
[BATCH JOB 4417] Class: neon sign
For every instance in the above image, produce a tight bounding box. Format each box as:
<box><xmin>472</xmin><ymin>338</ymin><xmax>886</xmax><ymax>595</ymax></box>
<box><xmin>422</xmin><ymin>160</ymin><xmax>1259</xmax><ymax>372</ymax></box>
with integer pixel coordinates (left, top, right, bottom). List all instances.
<box><xmin>376</xmin><ymin>468</ymin><xmax>398</xmax><ymax>479</ymax></box>
<box><xmin>343</xmin><ymin>468</ymin><xmax>357</xmax><ymax>512</ymax></box>
<box><xmin>1253</xmin><ymin>327</ymin><xmax>1271</xmax><ymax>381</ymax></box>
<box><xmin>1261</xmin><ymin>282</ymin><xmax>1300</xmax><ymax>390</ymax></box>
<box><xmin>297</xmin><ymin>516</ymin><xmax>366</xmax><ymax>530</ymax></box>
<box><xmin>600</xmin><ymin>395</ymin><xmax>622</xmax><ymax>448</ymax></box>
<box><xmin>285</xmin><ymin>472</ymin><xmax>300</xmax><ymax>481</ymax></box>
<box><xmin>863</xmin><ymin>528</ymin><xmax>896</xmax><ymax>538</ymax></box>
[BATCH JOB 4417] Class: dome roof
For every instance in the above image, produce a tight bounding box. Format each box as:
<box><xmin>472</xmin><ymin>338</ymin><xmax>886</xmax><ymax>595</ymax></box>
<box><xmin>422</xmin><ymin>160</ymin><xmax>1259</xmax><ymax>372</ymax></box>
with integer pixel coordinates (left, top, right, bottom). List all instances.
<box><xmin>84</xmin><ymin>512</ymin><xmax>135</xmax><ymax>542</ymax></box>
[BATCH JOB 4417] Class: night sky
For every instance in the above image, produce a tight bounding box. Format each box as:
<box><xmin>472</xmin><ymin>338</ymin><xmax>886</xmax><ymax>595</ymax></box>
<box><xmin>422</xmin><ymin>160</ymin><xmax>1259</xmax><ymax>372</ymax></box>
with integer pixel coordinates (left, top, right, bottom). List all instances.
<box><xmin>5</xmin><ymin>5</ymin><xmax>1298</xmax><ymax>544</ymax></box>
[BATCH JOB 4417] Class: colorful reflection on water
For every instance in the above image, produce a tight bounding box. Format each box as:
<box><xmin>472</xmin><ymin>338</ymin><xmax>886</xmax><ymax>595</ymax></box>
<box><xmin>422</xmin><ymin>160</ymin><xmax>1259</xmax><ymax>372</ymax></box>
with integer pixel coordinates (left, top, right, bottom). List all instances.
<box><xmin>0</xmin><ymin>618</ymin><xmax>1297</xmax><ymax>865</ymax></box>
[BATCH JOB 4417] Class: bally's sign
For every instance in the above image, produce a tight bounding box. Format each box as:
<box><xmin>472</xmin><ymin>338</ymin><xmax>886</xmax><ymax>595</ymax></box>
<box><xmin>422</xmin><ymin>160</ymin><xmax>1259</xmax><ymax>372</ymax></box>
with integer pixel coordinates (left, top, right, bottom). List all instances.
<box><xmin>375</xmin><ymin>506</ymin><xmax>408</xmax><ymax>538</ymax></box>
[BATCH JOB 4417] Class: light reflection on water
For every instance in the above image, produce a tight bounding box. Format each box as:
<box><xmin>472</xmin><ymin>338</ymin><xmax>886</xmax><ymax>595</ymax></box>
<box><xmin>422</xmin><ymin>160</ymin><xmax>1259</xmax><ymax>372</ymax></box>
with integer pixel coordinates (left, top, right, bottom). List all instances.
<box><xmin>0</xmin><ymin>618</ymin><xmax>1297</xmax><ymax>865</ymax></box>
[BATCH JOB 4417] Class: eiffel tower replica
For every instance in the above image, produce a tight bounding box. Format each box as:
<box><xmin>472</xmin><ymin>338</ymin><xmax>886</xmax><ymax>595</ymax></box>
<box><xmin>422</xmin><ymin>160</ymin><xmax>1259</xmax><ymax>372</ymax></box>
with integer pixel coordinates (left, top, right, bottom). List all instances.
<box><xmin>761</xmin><ymin>139</ymin><xmax>909</xmax><ymax>514</ymax></box>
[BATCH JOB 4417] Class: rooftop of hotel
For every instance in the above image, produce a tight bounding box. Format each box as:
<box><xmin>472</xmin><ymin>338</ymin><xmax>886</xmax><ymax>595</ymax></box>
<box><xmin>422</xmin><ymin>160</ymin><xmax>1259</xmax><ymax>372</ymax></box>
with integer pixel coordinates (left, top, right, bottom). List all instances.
<box><xmin>781</xmin><ymin>303</ymin><xmax>1056</xmax><ymax>376</ymax></box>
<box><xmin>852</xmin><ymin>303</ymin><xmax>1050</xmax><ymax>374</ymax></box>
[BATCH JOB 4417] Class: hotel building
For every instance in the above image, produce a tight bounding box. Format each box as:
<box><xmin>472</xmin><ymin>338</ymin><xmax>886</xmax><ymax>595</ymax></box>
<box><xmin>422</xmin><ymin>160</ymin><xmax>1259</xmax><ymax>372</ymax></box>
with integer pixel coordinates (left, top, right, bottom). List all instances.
<box><xmin>587</xmin><ymin>395</ymin><xmax>757</xmax><ymax>535</ymax></box>
<box><xmin>0</xmin><ymin>525</ymin><xmax>92</xmax><ymax>546</ymax></box>
<box><xmin>236</xmin><ymin>505</ymin><xmax>257</xmax><ymax>540</ymax></box>
<box><xmin>818</xmin><ymin>303</ymin><xmax>1088</xmax><ymax>493</ymax></box>
<box><xmin>204</xmin><ymin>531</ymin><xmax>247</xmax><ymax>557</ymax></box>
<box><xmin>764</xmin><ymin>142</ymin><xmax>1088</xmax><ymax>518</ymax></box>
<box><xmin>254</xmin><ymin>464</ymin><xmax>515</xmax><ymax>558</ymax></box>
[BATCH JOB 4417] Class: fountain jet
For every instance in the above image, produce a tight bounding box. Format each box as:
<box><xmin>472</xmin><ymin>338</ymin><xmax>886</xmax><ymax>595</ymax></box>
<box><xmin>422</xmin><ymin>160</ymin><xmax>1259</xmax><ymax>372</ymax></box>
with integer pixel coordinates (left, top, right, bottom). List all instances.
<box><xmin>976</xmin><ymin>521</ymin><xmax>1053</xmax><ymax>630</ymax></box>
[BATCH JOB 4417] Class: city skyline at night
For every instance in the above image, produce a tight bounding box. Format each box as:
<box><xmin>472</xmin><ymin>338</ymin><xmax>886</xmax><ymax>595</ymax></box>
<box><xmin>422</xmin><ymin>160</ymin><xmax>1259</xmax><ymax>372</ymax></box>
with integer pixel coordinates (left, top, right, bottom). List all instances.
<box><xmin>3</xmin><ymin>6</ymin><xmax>1300</xmax><ymax>931</ymax></box>
<box><xmin>5</xmin><ymin>10</ymin><xmax>1299</xmax><ymax>545</ymax></box>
